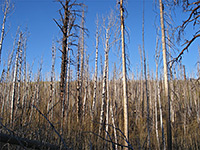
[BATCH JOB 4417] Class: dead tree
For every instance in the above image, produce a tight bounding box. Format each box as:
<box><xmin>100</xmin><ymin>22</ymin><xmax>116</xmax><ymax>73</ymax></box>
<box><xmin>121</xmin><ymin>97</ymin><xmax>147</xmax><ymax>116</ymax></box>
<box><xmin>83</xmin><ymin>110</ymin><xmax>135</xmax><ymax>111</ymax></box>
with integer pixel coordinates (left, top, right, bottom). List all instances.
<box><xmin>10</xmin><ymin>32</ymin><xmax>23</xmax><ymax>125</ymax></box>
<box><xmin>76</xmin><ymin>39</ymin><xmax>81</xmax><ymax>123</ymax></box>
<box><xmin>142</xmin><ymin>0</ymin><xmax>150</xmax><ymax>147</ymax></box>
<box><xmin>98</xmin><ymin>22</ymin><xmax>109</xmax><ymax>138</ymax></box>
<box><xmin>120</xmin><ymin>0</ymin><xmax>129</xmax><ymax>147</ymax></box>
<box><xmin>47</xmin><ymin>41</ymin><xmax>56</xmax><ymax>121</ymax></box>
<box><xmin>21</xmin><ymin>33</ymin><xmax>28</xmax><ymax>112</ymax></box>
<box><xmin>174</xmin><ymin>0</ymin><xmax>200</xmax><ymax>62</ymax></box>
<box><xmin>159</xmin><ymin>0</ymin><xmax>172</xmax><ymax>149</ymax></box>
<box><xmin>83</xmin><ymin>55</ymin><xmax>89</xmax><ymax>119</ymax></box>
<box><xmin>0</xmin><ymin>0</ymin><xmax>13</xmax><ymax>63</ymax></box>
<box><xmin>76</xmin><ymin>7</ymin><xmax>86</xmax><ymax>123</ymax></box>
<box><xmin>111</xmin><ymin>64</ymin><xmax>118</xmax><ymax>150</ymax></box>
<box><xmin>92</xmin><ymin>16</ymin><xmax>99</xmax><ymax>116</ymax></box>
<box><xmin>1</xmin><ymin>28</ymin><xmax>18</xmax><ymax>118</ymax></box>
<box><xmin>55</xmin><ymin>0</ymin><xmax>69</xmax><ymax>129</ymax></box>
<box><xmin>54</xmin><ymin>0</ymin><xmax>84</xmax><ymax>128</ymax></box>
<box><xmin>80</xmin><ymin>8</ymin><xmax>85</xmax><ymax>102</ymax></box>
<box><xmin>99</xmin><ymin>13</ymin><xmax>114</xmax><ymax>138</ymax></box>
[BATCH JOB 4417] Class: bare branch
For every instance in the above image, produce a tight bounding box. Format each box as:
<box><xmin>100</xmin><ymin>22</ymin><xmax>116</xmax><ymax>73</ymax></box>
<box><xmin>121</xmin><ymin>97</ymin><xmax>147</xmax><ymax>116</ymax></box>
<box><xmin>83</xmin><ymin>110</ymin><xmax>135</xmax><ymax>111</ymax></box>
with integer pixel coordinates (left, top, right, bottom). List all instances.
<box><xmin>32</xmin><ymin>105</ymin><xmax>68</xmax><ymax>149</ymax></box>
<box><xmin>53</xmin><ymin>18</ymin><xmax>64</xmax><ymax>34</ymax></box>
<box><xmin>172</xmin><ymin>33</ymin><xmax>200</xmax><ymax>63</ymax></box>
<box><xmin>180</xmin><ymin>5</ymin><xmax>200</xmax><ymax>30</ymax></box>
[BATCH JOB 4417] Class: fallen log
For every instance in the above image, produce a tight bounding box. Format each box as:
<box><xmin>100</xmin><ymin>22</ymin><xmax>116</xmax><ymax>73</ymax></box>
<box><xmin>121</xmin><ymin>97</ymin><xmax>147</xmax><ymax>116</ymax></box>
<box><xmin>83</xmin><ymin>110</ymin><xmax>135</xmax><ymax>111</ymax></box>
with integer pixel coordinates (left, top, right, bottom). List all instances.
<box><xmin>0</xmin><ymin>132</ymin><xmax>62</xmax><ymax>150</ymax></box>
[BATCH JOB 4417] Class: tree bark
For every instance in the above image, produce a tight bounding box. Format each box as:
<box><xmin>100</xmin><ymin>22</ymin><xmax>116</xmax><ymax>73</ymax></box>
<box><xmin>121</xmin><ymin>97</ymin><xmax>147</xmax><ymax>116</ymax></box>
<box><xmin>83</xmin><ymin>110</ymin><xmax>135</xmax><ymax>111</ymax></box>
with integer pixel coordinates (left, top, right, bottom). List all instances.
<box><xmin>159</xmin><ymin>0</ymin><xmax>172</xmax><ymax>149</ymax></box>
<box><xmin>0</xmin><ymin>0</ymin><xmax>12</xmax><ymax>63</ymax></box>
<box><xmin>10</xmin><ymin>33</ymin><xmax>22</xmax><ymax>125</ymax></box>
<box><xmin>120</xmin><ymin>0</ymin><xmax>129</xmax><ymax>147</ymax></box>
<box><xmin>99</xmin><ymin>29</ymin><xmax>109</xmax><ymax>137</ymax></box>
<box><xmin>92</xmin><ymin>17</ymin><xmax>99</xmax><ymax>115</ymax></box>
<box><xmin>59</xmin><ymin>0</ymin><xmax>69</xmax><ymax>131</ymax></box>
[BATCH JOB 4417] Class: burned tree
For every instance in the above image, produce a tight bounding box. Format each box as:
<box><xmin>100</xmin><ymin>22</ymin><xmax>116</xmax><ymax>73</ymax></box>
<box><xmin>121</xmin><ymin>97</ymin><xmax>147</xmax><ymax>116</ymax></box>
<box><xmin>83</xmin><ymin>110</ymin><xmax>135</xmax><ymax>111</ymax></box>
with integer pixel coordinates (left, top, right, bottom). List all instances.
<box><xmin>10</xmin><ymin>32</ymin><xmax>23</xmax><ymax>125</ymax></box>
<box><xmin>159</xmin><ymin>0</ymin><xmax>172</xmax><ymax>149</ymax></box>
<box><xmin>174</xmin><ymin>1</ymin><xmax>200</xmax><ymax>61</ymax></box>
<box><xmin>54</xmin><ymin>0</ymin><xmax>82</xmax><ymax>127</ymax></box>
<box><xmin>54</xmin><ymin>0</ymin><xmax>84</xmax><ymax>128</ymax></box>
<box><xmin>0</xmin><ymin>0</ymin><xmax>13</xmax><ymax>64</ymax></box>
<box><xmin>76</xmin><ymin>8</ymin><xmax>86</xmax><ymax>123</ymax></box>
<box><xmin>119</xmin><ymin>0</ymin><xmax>129</xmax><ymax>147</ymax></box>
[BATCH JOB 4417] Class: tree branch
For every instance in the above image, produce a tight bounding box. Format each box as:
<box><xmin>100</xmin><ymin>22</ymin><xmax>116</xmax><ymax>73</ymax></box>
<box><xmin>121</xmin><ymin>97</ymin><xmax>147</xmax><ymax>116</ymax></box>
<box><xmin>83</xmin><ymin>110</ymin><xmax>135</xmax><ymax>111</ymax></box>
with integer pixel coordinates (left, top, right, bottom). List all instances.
<box><xmin>173</xmin><ymin>33</ymin><xmax>200</xmax><ymax>62</ymax></box>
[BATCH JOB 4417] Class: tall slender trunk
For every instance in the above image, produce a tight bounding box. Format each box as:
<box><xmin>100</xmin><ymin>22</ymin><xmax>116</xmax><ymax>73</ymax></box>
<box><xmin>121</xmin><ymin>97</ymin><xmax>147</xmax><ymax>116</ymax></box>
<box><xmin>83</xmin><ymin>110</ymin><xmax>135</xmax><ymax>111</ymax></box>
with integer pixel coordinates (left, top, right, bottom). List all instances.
<box><xmin>99</xmin><ymin>28</ymin><xmax>109</xmax><ymax>137</ymax></box>
<box><xmin>60</xmin><ymin>0</ymin><xmax>69</xmax><ymax>132</ymax></box>
<box><xmin>83</xmin><ymin>56</ymin><xmax>89</xmax><ymax>119</ymax></box>
<box><xmin>120</xmin><ymin>0</ymin><xmax>129</xmax><ymax>146</ymax></box>
<box><xmin>76</xmin><ymin>42</ymin><xmax>81</xmax><ymax>123</ymax></box>
<box><xmin>111</xmin><ymin>69</ymin><xmax>118</xmax><ymax>150</ymax></box>
<box><xmin>159</xmin><ymin>0</ymin><xmax>172</xmax><ymax>149</ymax></box>
<box><xmin>10</xmin><ymin>33</ymin><xmax>22</xmax><ymax>125</ymax></box>
<box><xmin>155</xmin><ymin>37</ymin><xmax>160</xmax><ymax>150</ymax></box>
<box><xmin>139</xmin><ymin>48</ymin><xmax>144</xmax><ymax>118</ymax></box>
<box><xmin>80</xmin><ymin>8</ymin><xmax>85</xmax><ymax>94</ymax></box>
<box><xmin>183</xmin><ymin>65</ymin><xmax>187</xmax><ymax>138</ymax></box>
<box><xmin>105</xmin><ymin>61</ymin><xmax>110</xmax><ymax>149</ymax></box>
<box><xmin>1</xmin><ymin>32</ymin><xmax>16</xmax><ymax>117</ymax></box>
<box><xmin>158</xmin><ymin>77</ymin><xmax>166</xmax><ymax>150</ymax></box>
<box><xmin>16</xmin><ymin>40</ymin><xmax>23</xmax><ymax>108</ymax></box>
<box><xmin>0</xmin><ymin>0</ymin><xmax>11</xmax><ymax>63</ymax></box>
<box><xmin>22</xmin><ymin>36</ymin><xmax>27</xmax><ymax>112</ymax></box>
<box><xmin>78</xmin><ymin>9</ymin><xmax>85</xmax><ymax>123</ymax></box>
<box><xmin>66</xmin><ymin>49</ymin><xmax>71</xmax><ymax>120</ymax></box>
<box><xmin>142</xmin><ymin>0</ymin><xmax>150</xmax><ymax>147</ymax></box>
<box><xmin>92</xmin><ymin>18</ymin><xmax>99</xmax><ymax>115</ymax></box>
<box><xmin>47</xmin><ymin>41</ymin><xmax>56</xmax><ymax>121</ymax></box>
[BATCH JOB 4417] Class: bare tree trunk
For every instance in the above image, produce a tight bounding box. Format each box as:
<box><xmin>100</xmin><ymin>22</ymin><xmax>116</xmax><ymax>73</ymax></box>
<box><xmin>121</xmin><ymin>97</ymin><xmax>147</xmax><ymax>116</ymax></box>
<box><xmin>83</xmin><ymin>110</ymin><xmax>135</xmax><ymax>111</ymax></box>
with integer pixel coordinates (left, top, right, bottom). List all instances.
<box><xmin>56</xmin><ymin>0</ymin><xmax>69</xmax><ymax>132</ymax></box>
<box><xmin>155</xmin><ymin>37</ymin><xmax>160</xmax><ymax>150</ymax></box>
<box><xmin>155</xmin><ymin>38</ymin><xmax>166</xmax><ymax>150</ymax></box>
<box><xmin>76</xmin><ymin>42</ymin><xmax>81</xmax><ymax>123</ymax></box>
<box><xmin>47</xmin><ymin>41</ymin><xmax>56</xmax><ymax>121</ymax></box>
<box><xmin>105</xmin><ymin>60</ymin><xmax>109</xmax><ymax>149</ymax></box>
<box><xmin>22</xmin><ymin>35</ymin><xmax>27</xmax><ymax>112</ymax></box>
<box><xmin>99</xmin><ymin>33</ymin><xmax>108</xmax><ymax>137</ymax></box>
<box><xmin>197</xmin><ymin>47</ymin><xmax>200</xmax><ymax>123</ymax></box>
<box><xmin>10</xmin><ymin>33</ymin><xmax>22</xmax><ymax>125</ymax></box>
<box><xmin>111</xmin><ymin>68</ymin><xmax>118</xmax><ymax>150</ymax></box>
<box><xmin>0</xmin><ymin>0</ymin><xmax>13</xmax><ymax>63</ymax></box>
<box><xmin>78</xmin><ymin>8</ymin><xmax>85</xmax><ymax>123</ymax></box>
<box><xmin>158</xmin><ymin>77</ymin><xmax>166</xmax><ymax>150</ymax></box>
<box><xmin>83</xmin><ymin>56</ymin><xmax>89</xmax><ymax>119</ymax></box>
<box><xmin>159</xmin><ymin>0</ymin><xmax>172</xmax><ymax>149</ymax></box>
<box><xmin>183</xmin><ymin>65</ymin><xmax>187</xmax><ymax>138</ymax></box>
<box><xmin>16</xmin><ymin>39</ymin><xmax>23</xmax><ymax>110</ymax></box>
<box><xmin>66</xmin><ymin>48</ymin><xmax>71</xmax><ymax>120</ymax></box>
<box><xmin>99</xmin><ymin>16</ymin><xmax>113</xmax><ymax>137</ymax></box>
<box><xmin>4</xmin><ymin>28</ymin><xmax>19</xmax><ymax>122</ymax></box>
<box><xmin>92</xmin><ymin>17</ymin><xmax>99</xmax><ymax>115</ymax></box>
<box><xmin>59</xmin><ymin>0</ymin><xmax>68</xmax><ymax>104</ymax></box>
<box><xmin>120</xmin><ymin>0</ymin><xmax>129</xmax><ymax>146</ymax></box>
<box><xmin>29</xmin><ymin>60</ymin><xmax>42</xmax><ymax>124</ymax></box>
<box><xmin>139</xmin><ymin>47</ymin><xmax>144</xmax><ymax>119</ymax></box>
<box><xmin>167</xmin><ymin>26</ymin><xmax>175</xmax><ymax>124</ymax></box>
<box><xmin>80</xmin><ymin>8</ymin><xmax>85</xmax><ymax>96</ymax></box>
<box><xmin>142</xmin><ymin>0</ymin><xmax>150</xmax><ymax>147</ymax></box>
<box><xmin>1</xmin><ymin>32</ymin><xmax>16</xmax><ymax>117</ymax></box>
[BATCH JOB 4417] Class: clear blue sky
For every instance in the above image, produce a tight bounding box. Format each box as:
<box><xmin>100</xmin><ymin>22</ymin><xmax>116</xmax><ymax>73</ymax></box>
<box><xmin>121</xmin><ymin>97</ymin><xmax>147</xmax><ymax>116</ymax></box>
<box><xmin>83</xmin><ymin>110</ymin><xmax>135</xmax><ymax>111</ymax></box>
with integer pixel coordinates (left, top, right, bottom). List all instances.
<box><xmin>0</xmin><ymin>0</ymin><xmax>199</xmax><ymax>79</ymax></box>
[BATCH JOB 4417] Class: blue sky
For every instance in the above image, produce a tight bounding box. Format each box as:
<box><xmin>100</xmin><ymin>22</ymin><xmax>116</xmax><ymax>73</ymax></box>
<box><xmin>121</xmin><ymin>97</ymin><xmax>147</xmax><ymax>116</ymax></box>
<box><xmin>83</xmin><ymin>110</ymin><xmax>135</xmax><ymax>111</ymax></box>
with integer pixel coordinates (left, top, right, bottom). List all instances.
<box><xmin>0</xmin><ymin>0</ymin><xmax>199</xmax><ymax>80</ymax></box>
